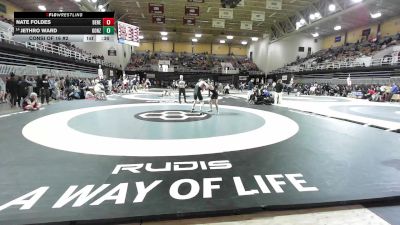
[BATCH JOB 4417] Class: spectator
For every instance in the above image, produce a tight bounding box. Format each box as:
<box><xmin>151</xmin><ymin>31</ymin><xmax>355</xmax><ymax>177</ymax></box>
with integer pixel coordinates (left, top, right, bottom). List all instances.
<box><xmin>274</xmin><ymin>79</ymin><xmax>284</xmax><ymax>104</ymax></box>
<box><xmin>391</xmin><ymin>83</ymin><xmax>399</xmax><ymax>94</ymax></box>
<box><xmin>6</xmin><ymin>72</ymin><xmax>18</xmax><ymax>107</ymax></box>
<box><xmin>247</xmin><ymin>78</ymin><xmax>254</xmax><ymax>100</ymax></box>
<box><xmin>38</xmin><ymin>74</ymin><xmax>50</xmax><ymax>104</ymax></box>
<box><xmin>0</xmin><ymin>77</ymin><xmax>6</xmax><ymax>103</ymax></box>
<box><xmin>224</xmin><ymin>84</ymin><xmax>230</xmax><ymax>95</ymax></box>
<box><xmin>17</xmin><ymin>75</ymin><xmax>31</xmax><ymax>107</ymax></box>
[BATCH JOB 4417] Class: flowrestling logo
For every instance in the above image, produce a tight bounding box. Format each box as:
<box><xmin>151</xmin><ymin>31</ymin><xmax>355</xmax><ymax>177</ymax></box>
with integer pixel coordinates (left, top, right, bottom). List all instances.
<box><xmin>135</xmin><ymin>110</ymin><xmax>211</xmax><ymax>122</ymax></box>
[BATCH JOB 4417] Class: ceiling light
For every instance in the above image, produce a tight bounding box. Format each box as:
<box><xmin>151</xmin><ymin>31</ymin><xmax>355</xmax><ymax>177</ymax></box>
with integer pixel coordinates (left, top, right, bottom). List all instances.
<box><xmin>100</xmin><ymin>8</ymin><xmax>106</xmax><ymax>12</ymax></box>
<box><xmin>241</xmin><ymin>41</ymin><xmax>248</xmax><ymax>45</ymax></box>
<box><xmin>334</xmin><ymin>25</ymin><xmax>342</xmax><ymax>31</ymax></box>
<box><xmin>370</xmin><ymin>12</ymin><xmax>382</xmax><ymax>19</ymax></box>
<box><xmin>192</xmin><ymin>38</ymin><xmax>198</xmax><ymax>42</ymax></box>
<box><xmin>296</xmin><ymin>22</ymin><xmax>301</xmax><ymax>30</ymax></box>
<box><xmin>251</xmin><ymin>37</ymin><xmax>258</xmax><ymax>41</ymax></box>
<box><xmin>91</xmin><ymin>0</ymin><xmax>97</xmax><ymax>3</ymax></box>
<box><xmin>195</xmin><ymin>34</ymin><xmax>202</xmax><ymax>38</ymax></box>
<box><xmin>139</xmin><ymin>35</ymin><xmax>144</xmax><ymax>39</ymax></box>
<box><xmin>309</xmin><ymin>14</ymin><xmax>315</xmax><ymax>20</ymax></box>
<box><xmin>220</xmin><ymin>40</ymin><xmax>226</xmax><ymax>44</ymax></box>
<box><xmin>226</xmin><ymin>35</ymin><xmax>233</xmax><ymax>39</ymax></box>
<box><xmin>160</xmin><ymin>32</ymin><xmax>168</xmax><ymax>36</ymax></box>
<box><xmin>300</xmin><ymin>19</ymin><xmax>306</xmax><ymax>24</ymax></box>
<box><xmin>75</xmin><ymin>0</ymin><xmax>81</xmax><ymax>2</ymax></box>
<box><xmin>312</xmin><ymin>32</ymin><xmax>319</xmax><ymax>37</ymax></box>
<box><xmin>38</xmin><ymin>5</ymin><xmax>46</xmax><ymax>11</ymax></box>
<box><xmin>98</xmin><ymin>4</ymin><xmax>104</xmax><ymax>9</ymax></box>
<box><xmin>352</xmin><ymin>0</ymin><xmax>362</xmax><ymax>3</ymax></box>
<box><xmin>161</xmin><ymin>37</ymin><xmax>168</xmax><ymax>41</ymax></box>
<box><xmin>328</xmin><ymin>4</ymin><xmax>336</xmax><ymax>12</ymax></box>
<box><xmin>314</xmin><ymin>12</ymin><xmax>321</xmax><ymax>18</ymax></box>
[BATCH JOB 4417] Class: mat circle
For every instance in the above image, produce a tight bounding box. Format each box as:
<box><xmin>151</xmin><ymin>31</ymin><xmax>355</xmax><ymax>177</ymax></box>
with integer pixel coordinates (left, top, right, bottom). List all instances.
<box><xmin>22</xmin><ymin>104</ymin><xmax>299</xmax><ymax>157</ymax></box>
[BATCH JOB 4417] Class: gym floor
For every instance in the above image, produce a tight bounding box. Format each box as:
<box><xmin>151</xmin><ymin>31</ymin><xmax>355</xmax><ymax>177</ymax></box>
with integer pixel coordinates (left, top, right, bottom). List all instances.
<box><xmin>0</xmin><ymin>90</ymin><xmax>399</xmax><ymax>225</ymax></box>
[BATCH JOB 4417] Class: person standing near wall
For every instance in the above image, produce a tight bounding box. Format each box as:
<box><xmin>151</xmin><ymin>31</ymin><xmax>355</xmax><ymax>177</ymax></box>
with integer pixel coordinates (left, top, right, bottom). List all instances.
<box><xmin>274</xmin><ymin>79</ymin><xmax>284</xmax><ymax>104</ymax></box>
<box><xmin>247</xmin><ymin>78</ymin><xmax>254</xmax><ymax>100</ymax></box>
<box><xmin>178</xmin><ymin>75</ymin><xmax>187</xmax><ymax>103</ymax></box>
<box><xmin>17</xmin><ymin>75</ymin><xmax>31</xmax><ymax>107</ymax></box>
<box><xmin>0</xmin><ymin>77</ymin><xmax>6</xmax><ymax>103</ymax></box>
<box><xmin>98</xmin><ymin>65</ymin><xmax>104</xmax><ymax>80</ymax></box>
<box><xmin>6</xmin><ymin>72</ymin><xmax>18</xmax><ymax>107</ymax></box>
<box><xmin>38</xmin><ymin>74</ymin><xmax>50</xmax><ymax>104</ymax></box>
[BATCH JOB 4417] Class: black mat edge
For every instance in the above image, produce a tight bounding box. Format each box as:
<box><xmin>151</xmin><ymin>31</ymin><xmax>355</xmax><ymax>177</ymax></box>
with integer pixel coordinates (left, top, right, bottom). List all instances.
<box><xmin>289</xmin><ymin>109</ymin><xmax>399</xmax><ymax>133</ymax></box>
<box><xmin>18</xmin><ymin>196</ymin><xmax>400</xmax><ymax>225</ymax></box>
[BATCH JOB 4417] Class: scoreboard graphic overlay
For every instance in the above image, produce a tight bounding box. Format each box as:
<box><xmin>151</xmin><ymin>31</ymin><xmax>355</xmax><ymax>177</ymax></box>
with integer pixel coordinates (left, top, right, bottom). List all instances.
<box><xmin>13</xmin><ymin>12</ymin><xmax>115</xmax><ymax>42</ymax></box>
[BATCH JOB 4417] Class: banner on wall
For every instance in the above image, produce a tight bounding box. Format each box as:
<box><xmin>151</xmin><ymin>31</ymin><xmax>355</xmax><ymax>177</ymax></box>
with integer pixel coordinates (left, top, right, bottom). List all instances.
<box><xmin>266</xmin><ymin>0</ymin><xmax>282</xmax><ymax>10</ymax></box>
<box><xmin>159</xmin><ymin>60</ymin><xmax>170</xmax><ymax>65</ymax></box>
<box><xmin>183</xmin><ymin>17</ymin><xmax>196</xmax><ymax>25</ymax></box>
<box><xmin>108</xmin><ymin>49</ymin><xmax>117</xmax><ymax>56</ymax></box>
<box><xmin>335</xmin><ymin>36</ymin><xmax>342</xmax><ymax>42</ymax></box>
<box><xmin>362</xmin><ymin>28</ymin><xmax>371</xmax><ymax>36</ymax></box>
<box><xmin>185</xmin><ymin>6</ymin><xmax>200</xmax><ymax>16</ymax></box>
<box><xmin>0</xmin><ymin>3</ymin><xmax>6</xmax><ymax>13</ymax></box>
<box><xmin>219</xmin><ymin>8</ymin><xmax>233</xmax><ymax>19</ymax></box>
<box><xmin>212</xmin><ymin>18</ymin><xmax>225</xmax><ymax>28</ymax></box>
<box><xmin>146</xmin><ymin>73</ymin><xmax>156</xmax><ymax>78</ymax></box>
<box><xmin>240</xmin><ymin>21</ymin><xmax>253</xmax><ymax>30</ymax></box>
<box><xmin>148</xmin><ymin>3</ymin><xmax>164</xmax><ymax>14</ymax></box>
<box><xmin>152</xmin><ymin>15</ymin><xmax>165</xmax><ymax>24</ymax></box>
<box><xmin>251</xmin><ymin>11</ymin><xmax>265</xmax><ymax>21</ymax></box>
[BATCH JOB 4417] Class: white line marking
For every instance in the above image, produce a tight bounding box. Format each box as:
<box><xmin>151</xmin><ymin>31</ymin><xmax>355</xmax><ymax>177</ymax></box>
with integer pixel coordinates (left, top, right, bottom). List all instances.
<box><xmin>22</xmin><ymin>104</ymin><xmax>299</xmax><ymax>157</ymax></box>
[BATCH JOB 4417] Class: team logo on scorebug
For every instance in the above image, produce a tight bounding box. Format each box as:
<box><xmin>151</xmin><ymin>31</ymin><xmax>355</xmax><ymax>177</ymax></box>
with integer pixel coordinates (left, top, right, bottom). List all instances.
<box><xmin>135</xmin><ymin>110</ymin><xmax>211</xmax><ymax>122</ymax></box>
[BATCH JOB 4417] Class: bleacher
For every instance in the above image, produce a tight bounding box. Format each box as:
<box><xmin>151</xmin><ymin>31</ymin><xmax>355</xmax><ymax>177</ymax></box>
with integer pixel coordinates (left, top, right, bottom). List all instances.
<box><xmin>125</xmin><ymin>51</ymin><xmax>262</xmax><ymax>75</ymax></box>
<box><xmin>270</xmin><ymin>33</ymin><xmax>400</xmax><ymax>75</ymax></box>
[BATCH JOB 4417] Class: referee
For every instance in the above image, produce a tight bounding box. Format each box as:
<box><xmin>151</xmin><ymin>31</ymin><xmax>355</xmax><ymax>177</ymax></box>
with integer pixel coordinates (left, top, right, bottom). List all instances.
<box><xmin>178</xmin><ymin>75</ymin><xmax>187</xmax><ymax>103</ymax></box>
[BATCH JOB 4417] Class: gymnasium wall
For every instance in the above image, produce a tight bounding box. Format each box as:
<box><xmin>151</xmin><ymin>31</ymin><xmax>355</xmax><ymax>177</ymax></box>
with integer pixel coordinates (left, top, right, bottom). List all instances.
<box><xmin>193</xmin><ymin>43</ymin><xmax>212</xmax><ymax>54</ymax></box>
<box><xmin>154</xmin><ymin>41</ymin><xmax>174</xmax><ymax>52</ymax></box>
<box><xmin>347</xmin><ymin>24</ymin><xmax>379</xmax><ymax>43</ymax></box>
<box><xmin>231</xmin><ymin>45</ymin><xmax>247</xmax><ymax>56</ymax></box>
<box><xmin>322</xmin><ymin>16</ymin><xmax>400</xmax><ymax>49</ymax></box>
<box><xmin>322</xmin><ymin>32</ymin><xmax>346</xmax><ymax>49</ymax></box>
<box><xmin>248</xmin><ymin>36</ymin><xmax>269</xmax><ymax>73</ymax></box>
<box><xmin>0</xmin><ymin>0</ymin><xmax>22</xmax><ymax>20</ymax></box>
<box><xmin>134</xmin><ymin>41</ymin><xmax>247</xmax><ymax>55</ymax></box>
<box><xmin>73</xmin><ymin>34</ymin><xmax>133</xmax><ymax>70</ymax></box>
<box><xmin>212</xmin><ymin>44</ymin><xmax>229</xmax><ymax>55</ymax></box>
<box><xmin>381</xmin><ymin>16</ymin><xmax>400</xmax><ymax>37</ymax></box>
<box><xmin>249</xmin><ymin>33</ymin><xmax>322</xmax><ymax>73</ymax></box>
<box><xmin>135</xmin><ymin>42</ymin><xmax>153</xmax><ymax>52</ymax></box>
